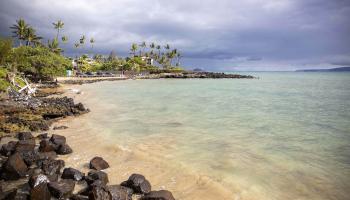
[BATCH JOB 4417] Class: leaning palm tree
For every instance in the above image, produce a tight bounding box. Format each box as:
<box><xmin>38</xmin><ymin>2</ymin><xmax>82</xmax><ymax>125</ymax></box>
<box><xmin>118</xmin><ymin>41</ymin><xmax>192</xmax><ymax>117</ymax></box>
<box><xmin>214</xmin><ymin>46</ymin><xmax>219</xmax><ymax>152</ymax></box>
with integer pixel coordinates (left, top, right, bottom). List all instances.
<box><xmin>10</xmin><ymin>18</ymin><xmax>28</xmax><ymax>46</ymax></box>
<box><xmin>130</xmin><ymin>43</ymin><xmax>138</xmax><ymax>57</ymax></box>
<box><xmin>24</xmin><ymin>27</ymin><xmax>42</xmax><ymax>46</ymax></box>
<box><xmin>53</xmin><ymin>20</ymin><xmax>64</xmax><ymax>40</ymax></box>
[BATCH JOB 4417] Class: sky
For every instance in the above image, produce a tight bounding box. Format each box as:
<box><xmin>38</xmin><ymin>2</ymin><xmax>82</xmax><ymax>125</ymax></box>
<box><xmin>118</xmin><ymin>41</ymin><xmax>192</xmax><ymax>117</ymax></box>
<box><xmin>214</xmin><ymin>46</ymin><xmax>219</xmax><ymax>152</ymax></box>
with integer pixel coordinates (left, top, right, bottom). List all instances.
<box><xmin>0</xmin><ymin>0</ymin><xmax>349</xmax><ymax>71</ymax></box>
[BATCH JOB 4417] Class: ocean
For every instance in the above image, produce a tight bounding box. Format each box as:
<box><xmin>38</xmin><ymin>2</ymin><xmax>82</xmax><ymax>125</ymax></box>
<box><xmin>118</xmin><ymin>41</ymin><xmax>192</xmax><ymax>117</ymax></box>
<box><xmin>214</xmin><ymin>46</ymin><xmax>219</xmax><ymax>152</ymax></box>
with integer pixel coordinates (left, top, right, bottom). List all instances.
<box><xmin>60</xmin><ymin>72</ymin><xmax>350</xmax><ymax>200</ymax></box>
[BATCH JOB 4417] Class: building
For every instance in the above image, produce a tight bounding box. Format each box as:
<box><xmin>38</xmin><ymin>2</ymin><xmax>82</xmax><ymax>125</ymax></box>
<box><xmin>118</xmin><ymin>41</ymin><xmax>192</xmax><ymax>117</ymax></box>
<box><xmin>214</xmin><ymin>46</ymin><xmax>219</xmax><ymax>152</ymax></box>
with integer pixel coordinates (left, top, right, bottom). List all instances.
<box><xmin>141</xmin><ymin>56</ymin><xmax>154</xmax><ymax>65</ymax></box>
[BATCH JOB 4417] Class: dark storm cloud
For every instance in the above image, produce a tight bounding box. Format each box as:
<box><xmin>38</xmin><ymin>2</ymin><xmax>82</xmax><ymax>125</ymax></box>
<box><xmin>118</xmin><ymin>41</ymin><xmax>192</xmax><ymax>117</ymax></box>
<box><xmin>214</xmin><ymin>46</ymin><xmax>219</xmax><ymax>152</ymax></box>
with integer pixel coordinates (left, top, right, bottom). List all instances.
<box><xmin>0</xmin><ymin>0</ymin><xmax>349</xmax><ymax>70</ymax></box>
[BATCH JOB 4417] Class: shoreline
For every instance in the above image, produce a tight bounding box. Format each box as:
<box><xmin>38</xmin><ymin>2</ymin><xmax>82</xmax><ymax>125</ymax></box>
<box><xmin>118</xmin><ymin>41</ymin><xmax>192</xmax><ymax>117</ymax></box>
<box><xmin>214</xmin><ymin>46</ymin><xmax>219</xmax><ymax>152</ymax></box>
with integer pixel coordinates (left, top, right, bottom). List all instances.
<box><xmin>53</xmin><ymin>82</ymin><xmax>237</xmax><ymax>200</ymax></box>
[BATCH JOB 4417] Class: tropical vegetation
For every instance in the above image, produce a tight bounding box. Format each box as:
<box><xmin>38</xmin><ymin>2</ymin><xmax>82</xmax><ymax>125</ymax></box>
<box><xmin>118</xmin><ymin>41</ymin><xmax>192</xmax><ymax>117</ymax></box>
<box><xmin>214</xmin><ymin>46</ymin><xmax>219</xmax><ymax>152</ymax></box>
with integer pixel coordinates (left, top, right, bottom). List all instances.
<box><xmin>1</xmin><ymin>17</ymin><xmax>186</xmax><ymax>93</ymax></box>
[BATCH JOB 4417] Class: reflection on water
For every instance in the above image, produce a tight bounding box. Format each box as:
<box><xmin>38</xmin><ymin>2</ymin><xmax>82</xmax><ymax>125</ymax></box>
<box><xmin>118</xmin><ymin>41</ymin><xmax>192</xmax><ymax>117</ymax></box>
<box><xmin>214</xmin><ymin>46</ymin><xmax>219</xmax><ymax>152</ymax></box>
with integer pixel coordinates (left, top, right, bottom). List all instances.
<box><xmin>58</xmin><ymin>72</ymin><xmax>350</xmax><ymax>200</ymax></box>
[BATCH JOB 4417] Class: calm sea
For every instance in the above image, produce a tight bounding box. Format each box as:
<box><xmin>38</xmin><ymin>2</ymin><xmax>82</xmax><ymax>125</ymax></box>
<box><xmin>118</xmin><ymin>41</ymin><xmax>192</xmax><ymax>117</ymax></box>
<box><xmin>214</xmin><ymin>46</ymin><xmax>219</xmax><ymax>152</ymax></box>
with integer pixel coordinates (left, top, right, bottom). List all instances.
<box><xmin>75</xmin><ymin>72</ymin><xmax>350</xmax><ymax>200</ymax></box>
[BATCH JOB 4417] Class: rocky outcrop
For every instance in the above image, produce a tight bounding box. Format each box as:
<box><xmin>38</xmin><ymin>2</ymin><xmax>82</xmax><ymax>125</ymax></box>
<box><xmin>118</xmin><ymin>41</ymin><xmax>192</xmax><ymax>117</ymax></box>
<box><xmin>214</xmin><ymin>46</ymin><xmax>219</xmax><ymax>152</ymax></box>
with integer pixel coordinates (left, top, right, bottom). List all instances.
<box><xmin>0</xmin><ymin>96</ymin><xmax>89</xmax><ymax>135</ymax></box>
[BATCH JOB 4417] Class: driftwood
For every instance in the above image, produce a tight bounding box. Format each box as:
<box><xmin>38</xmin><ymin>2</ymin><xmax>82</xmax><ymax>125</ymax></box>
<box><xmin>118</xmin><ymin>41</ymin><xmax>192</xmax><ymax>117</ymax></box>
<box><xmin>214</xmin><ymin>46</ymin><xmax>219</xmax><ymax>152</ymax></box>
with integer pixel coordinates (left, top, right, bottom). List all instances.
<box><xmin>6</xmin><ymin>73</ymin><xmax>37</xmax><ymax>101</ymax></box>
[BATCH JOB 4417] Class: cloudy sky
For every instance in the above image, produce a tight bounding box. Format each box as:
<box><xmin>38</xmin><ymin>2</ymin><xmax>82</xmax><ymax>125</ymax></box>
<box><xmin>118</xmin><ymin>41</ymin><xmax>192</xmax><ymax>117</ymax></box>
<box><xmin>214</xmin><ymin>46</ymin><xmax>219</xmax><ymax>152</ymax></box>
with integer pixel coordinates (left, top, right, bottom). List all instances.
<box><xmin>1</xmin><ymin>0</ymin><xmax>349</xmax><ymax>71</ymax></box>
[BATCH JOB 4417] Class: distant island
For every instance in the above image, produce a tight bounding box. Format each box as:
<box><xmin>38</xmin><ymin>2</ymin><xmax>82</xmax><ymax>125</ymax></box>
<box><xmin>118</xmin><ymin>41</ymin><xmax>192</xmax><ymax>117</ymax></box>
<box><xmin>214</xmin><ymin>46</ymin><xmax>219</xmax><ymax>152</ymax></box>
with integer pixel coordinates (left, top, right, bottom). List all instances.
<box><xmin>296</xmin><ymin>67</ymin><xmax>350</xmax><ymax>72</ymax></box>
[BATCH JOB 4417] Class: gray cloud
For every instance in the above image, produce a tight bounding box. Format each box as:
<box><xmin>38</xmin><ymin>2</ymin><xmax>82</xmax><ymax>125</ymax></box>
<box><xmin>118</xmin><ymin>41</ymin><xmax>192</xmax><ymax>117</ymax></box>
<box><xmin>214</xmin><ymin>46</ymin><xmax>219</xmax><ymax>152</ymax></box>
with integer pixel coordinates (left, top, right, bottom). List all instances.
<box><xmin>0</xmin><ymin>0</ymin><xmax>349</xmax><ymax>71</ymax></box>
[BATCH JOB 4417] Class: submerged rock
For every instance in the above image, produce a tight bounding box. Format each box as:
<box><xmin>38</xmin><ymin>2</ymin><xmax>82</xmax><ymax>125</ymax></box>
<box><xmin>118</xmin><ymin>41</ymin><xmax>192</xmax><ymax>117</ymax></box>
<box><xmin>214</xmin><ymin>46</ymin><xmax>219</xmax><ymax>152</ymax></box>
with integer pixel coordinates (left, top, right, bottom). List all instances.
<box><xmin>89</xmin><ymin>157</ymin><xmax>110</xmax><ymax>170</ymax></box>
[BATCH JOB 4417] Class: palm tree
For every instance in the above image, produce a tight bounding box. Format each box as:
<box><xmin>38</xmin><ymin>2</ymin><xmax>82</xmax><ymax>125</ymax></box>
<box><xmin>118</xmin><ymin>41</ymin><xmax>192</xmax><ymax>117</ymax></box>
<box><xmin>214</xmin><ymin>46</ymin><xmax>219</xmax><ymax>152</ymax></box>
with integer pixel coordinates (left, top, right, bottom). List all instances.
<box><xmin>62</xmin><ymin>36</ymin><xmax>68</xmax><ymax>43</ymax></box>
<box><xmin>176</xmin><ymin>52</ymin><xmax>181</xmax><ymax>66</ymax></box>
<box><xmin>48</xmin><ymin>38</ymin><xmax>62</xmax><ymax>54</ymax></box>
<box><xmin>90</xmin><ymin>38</ymin><xmax>95</xmax><ymax>50</ymax></box>
<box><xmin>10</xmin><ymin>18</ymin><xmax>28</xmax><ymax>46</ymax></box>
<box><xmin>139</xmin><ymin>41</ymin><xmax>146</xmax><ymax>56</ymax></box>
<box><xmin>130</xmin><ymin>43</ymin><xmax>138</xmax><ymax>57</ymax></box>
<box><xmin>156</xmin><ymin>45</ymin><xmax>161</xmax><ymax>57</ymax></box>
<box><xmin>24</xmin><ymin>26</ymin><xmax>42</xmax><ymax>46</ymax></box>
<box><xmin>53</xmin><ymin>20</ymin><xmax>64</xmax><ymax>40</ymax></box>
<box><xmin>74</xmin><ymin>43</ymin><xmax>80</xmax><ymax>59</ymax></box>
<box><xmin>164</xmin><ymin>44</ymin><xmax>170</xmax><ymax>51</ymax></box>
<box><xmin>79</xmin><ymin>35</ymin><xmax>85</xmax><ymax>45</ymax></box>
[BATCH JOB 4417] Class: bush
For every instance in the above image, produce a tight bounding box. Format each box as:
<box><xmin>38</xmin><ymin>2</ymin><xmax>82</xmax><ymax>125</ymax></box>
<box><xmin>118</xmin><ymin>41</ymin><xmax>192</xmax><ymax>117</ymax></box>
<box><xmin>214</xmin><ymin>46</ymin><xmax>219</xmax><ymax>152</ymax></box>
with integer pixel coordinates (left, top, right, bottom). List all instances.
<box><xmin>0</xmin><ymin>37</ymin><xmax>12</xmax><ymax>65</ymax></box>
<box><xmin>9</xmin><ymin>46</ymin><xmax>71</xmax><ymax>81</ymax></box>
<box><xmin>0</xmin><ymin>67</ymin><xmax>9</xmax><ymax>92</ymax></box>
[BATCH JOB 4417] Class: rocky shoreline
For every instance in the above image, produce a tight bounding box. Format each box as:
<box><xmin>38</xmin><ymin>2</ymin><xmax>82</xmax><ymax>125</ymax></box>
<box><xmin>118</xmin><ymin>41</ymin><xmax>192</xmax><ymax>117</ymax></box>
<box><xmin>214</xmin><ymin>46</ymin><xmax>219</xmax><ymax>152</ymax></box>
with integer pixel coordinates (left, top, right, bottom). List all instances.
<box><xmin>57</xmin><ymin>72</ymin><xmax>255</xmax><ymax>85</ymax></box>
<box><xmin>0</xmin><ymin>132</ymin><xmax>175</xmax><ymax>200</ymax></box>
<box><xmin>0</xmin><ymin>85</ymin><xmax>175</xmax><ymax>200</ymax></box>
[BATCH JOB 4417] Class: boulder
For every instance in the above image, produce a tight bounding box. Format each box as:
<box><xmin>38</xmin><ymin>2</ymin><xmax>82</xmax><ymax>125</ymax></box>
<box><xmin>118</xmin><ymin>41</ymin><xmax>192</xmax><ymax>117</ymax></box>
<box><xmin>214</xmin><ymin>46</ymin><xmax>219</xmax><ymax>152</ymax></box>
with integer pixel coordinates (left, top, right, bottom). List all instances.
<box><xmin>50</xmin><ymin>134</ymin><xmax>66</xmax><ymax>146</ymax></box>
<box><xmin>16</xmin><ymin>132</ymin><xmax>34</xmax><ymax>140</ymax></box>
<box><xmin>107</xmin><ymin>185</ymin><xmax>133</xmax><ymax>200</ymax></box>
<box><xmin>89</xmin><ymin>185</ymin><xmax>111</xmax><ymax>200</ymax></box>
<box><xmin>56</xmin><ymin>143</ymin><xmax>73</xmax><ymax>155</ymax></box>
<box><xmin>61</xmin><ymin>167</ymin><xmax>84</xmax><ymax>181</ymax></box>
<box><xmin>0</xmin><ymin>141</ymin><xmax>17</xmax><ymax>156</ymax></box>
<box><xmin>48</xmin><ymin>179</ymin><xmax>75</xmax><ymax>199</ymax></box>
<box><xmin>85</xmin><ymin>170</ymin><xmax>109</xmax><ymax>186</ymax></box>
<box><xmin>141</xmin><ymin>190</ymin><xmax>175</xmax><ymax>200</ymax></box>
<box><xmin>29</xmin><ymin>173</ymin><xmax>50</xmax><ymax>188</ymax></box>
<box><xmin>20</xmin><ymin>150</ymin><xmax>39</xmax><ymax>166</ymax></box>
<box><xmin>15</xmin><ymin>139</ymin><xmax>36</xmax><ymax>152</ymax></box>
<box><xmin>121</xmin><ymin>174</ymin><xmax>151</xmax><ymax>194</ymax></box>
<box><xmin>89</xmin><ymin>157</ymin><xmax>110</xmax><ymax>170</ymax></box>
<box><xmin>39</xmin><ymin>139</ymin><xmax>57</xmax><ymax>152</ymax></box>
<box><xmin>30</xmin><ymin>182</ymin><xmax>51</xmax><ymax>200</ymax></box>
<box><xmin>1</xmin><ymin>153</ymin><xmax>28</xmax><ymax>180</ymax></box>
<box><xmin>41</xmin><ymin>159</ymin><xmax>65</xmax><ymax>177</ymax></box>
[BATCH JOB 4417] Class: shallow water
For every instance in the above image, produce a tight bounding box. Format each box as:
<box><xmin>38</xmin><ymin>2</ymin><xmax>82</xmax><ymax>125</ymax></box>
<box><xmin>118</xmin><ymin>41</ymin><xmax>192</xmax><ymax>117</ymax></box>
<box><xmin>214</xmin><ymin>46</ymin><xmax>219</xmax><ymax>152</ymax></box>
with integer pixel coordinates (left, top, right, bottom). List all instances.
<box><xmin>57</xmin><ymin>72</ymin><xmax>350</xmax><ymax>200</ymax></box>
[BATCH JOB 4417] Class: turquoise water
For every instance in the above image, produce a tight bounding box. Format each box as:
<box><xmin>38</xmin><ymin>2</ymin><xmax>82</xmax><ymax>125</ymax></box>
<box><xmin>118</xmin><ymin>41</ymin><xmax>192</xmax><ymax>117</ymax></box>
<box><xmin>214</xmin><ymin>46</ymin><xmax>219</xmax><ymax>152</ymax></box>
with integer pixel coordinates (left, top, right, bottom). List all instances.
<box><xmin>79</xmin><ymin>72</ymin><xmax>350</xmax><ymax>200</ymax></box>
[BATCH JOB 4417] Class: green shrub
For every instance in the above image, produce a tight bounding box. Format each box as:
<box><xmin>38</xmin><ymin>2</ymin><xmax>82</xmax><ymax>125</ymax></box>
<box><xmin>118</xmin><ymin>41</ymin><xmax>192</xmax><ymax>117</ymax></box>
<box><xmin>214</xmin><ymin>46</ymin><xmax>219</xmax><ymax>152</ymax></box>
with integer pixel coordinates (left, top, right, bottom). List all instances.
<box><xmin>9</xmin><ymin>46</ymin><xmax>71</xmax><ymax>81</ymax></box>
